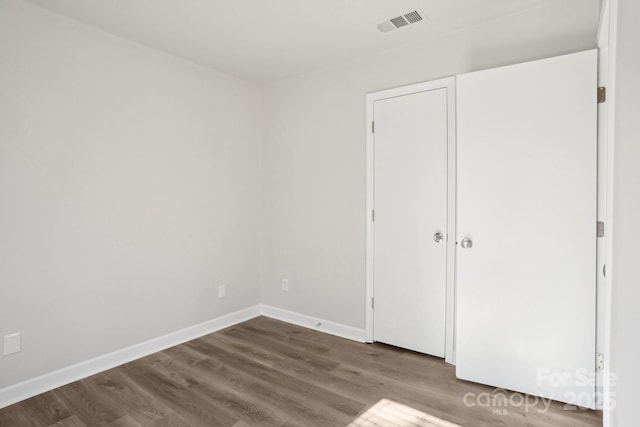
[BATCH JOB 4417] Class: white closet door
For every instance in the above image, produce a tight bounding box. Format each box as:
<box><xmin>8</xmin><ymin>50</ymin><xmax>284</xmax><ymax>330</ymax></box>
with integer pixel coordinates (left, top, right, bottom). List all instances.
<box><xmin>373</xmin><ymin>88</ymin><xmax>448</xmax><ymax>357</ymax></box>
<box><xmin>456</xmin><ymin>50</ymin><xmax>598</xmax><ymax>407</ymax></box>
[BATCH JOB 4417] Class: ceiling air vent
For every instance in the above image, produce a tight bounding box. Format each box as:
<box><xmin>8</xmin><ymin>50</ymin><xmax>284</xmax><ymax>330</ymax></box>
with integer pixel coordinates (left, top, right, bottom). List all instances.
<box><xmin>404</xmin><ymin>11</ymin><xmax>423</xmax><ymax>24</ymax></box>
<box><xmin>377</xmin><ymin>10</ymin><xmax>425</xmax><ymax>33</ymax></box>
<box><xmin>389</xmin><ymin>16</ymin><xmax>409</xmax><ymax>29</ymax></box>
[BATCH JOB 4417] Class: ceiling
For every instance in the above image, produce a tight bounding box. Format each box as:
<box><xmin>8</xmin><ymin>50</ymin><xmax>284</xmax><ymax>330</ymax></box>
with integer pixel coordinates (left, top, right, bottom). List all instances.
<box><xmin>24</xmin><ymin>0</ymin><xmax>601</xmax><ymax>83</ymax></box>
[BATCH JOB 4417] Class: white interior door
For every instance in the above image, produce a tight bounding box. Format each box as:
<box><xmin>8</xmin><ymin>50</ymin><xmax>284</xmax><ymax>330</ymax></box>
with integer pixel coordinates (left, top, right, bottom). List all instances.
<box><xmin>373</xmin><ymin>87</ymin><xmax>448</xmax><ymax>357</ymax></box>
<box><xmin>456</xmin><ymin>50</ymin><xmax>598</xmax><ymax>407</ymax></box>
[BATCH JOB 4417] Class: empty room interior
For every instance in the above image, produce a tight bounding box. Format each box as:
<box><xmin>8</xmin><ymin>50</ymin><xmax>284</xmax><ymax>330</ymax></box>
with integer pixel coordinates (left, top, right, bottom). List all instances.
<box><xmin>1</xmin><ymin>0</ymin><xmax>639</xmax><ymax>426</ymax></box>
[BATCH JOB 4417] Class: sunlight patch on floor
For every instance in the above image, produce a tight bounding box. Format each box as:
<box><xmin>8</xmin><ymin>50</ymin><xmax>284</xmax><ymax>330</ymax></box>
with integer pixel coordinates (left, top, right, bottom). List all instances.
<box><xmin>348</xmin><ymin>398</ymin><xmax>462</xmax><ymax>427</ymax></box>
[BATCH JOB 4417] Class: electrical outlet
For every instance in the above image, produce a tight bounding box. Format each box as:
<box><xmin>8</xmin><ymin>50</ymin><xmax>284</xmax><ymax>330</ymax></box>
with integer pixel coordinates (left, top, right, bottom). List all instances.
<box><xmin>282</xmin><ymin>278</ymin><xmax>289</xmax><ymax>291</ymax></box>
<box><xmin>218</xmin><ymin>284</ymin><xmax>226</xmax><ymax>299</ymax></box>
<box><xmin>3</xmin><ymin>332</ymin><xmax>21</xmax><ymax>356</ymax></box>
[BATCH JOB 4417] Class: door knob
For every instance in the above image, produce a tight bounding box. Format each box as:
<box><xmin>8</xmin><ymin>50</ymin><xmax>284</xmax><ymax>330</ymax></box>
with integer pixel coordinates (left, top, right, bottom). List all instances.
<box><xmin>460</xmin><ymin>238</ymin><xmax>473</xmax><ymax>249</ymax></box>
<box><xmin>433</xmin><ymin>232</ymin><xmax>444</xmax><ymax>243</ymax></box>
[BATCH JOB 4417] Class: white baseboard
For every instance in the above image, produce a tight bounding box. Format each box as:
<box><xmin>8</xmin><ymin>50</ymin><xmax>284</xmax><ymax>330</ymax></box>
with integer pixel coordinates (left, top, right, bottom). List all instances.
<box><xmin>0</xmin><ymin>304</ymin><xmax>366</xmax><ymax>409</ymax></box>
<box><xmin>260</xmin><ymin>304</ymin><xmax>366</xmax><ymax>343</ymax></box>
<box><xmin>0</xmin><ymin>305</ymin><xmax>261</xmax><ymax>409</ymax></box>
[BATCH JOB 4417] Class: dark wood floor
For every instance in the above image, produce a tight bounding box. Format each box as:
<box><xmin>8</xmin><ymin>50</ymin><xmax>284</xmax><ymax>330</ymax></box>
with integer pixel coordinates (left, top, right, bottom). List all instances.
<box><xmin>0</xmin><ymin>316</ymin><xmax>602</xmax><ymax>427</ymax></box>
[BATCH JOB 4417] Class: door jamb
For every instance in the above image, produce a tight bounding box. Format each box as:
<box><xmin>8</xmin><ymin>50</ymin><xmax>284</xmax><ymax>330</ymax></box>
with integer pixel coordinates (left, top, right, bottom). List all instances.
<box><xmin>365</xmin><ymin>77</ymin><xmax>457</xmax><ymax>364</ymax></box>
<box><xmin>597</xmin><ymin>0</ymin><xmax>617</xmax><ymax>421</ymax></box>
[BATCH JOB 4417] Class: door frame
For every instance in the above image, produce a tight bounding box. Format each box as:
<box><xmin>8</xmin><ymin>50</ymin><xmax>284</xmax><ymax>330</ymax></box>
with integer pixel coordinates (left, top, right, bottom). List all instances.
<box><xmin>365</xmin><ymin>77</ymin><xmax>457</xmax><ymax>364</ymax></box>
<box><xmin>597</xmin><ymin>0</ymin><xmax>617</xmax><ymax>419</ymax></box>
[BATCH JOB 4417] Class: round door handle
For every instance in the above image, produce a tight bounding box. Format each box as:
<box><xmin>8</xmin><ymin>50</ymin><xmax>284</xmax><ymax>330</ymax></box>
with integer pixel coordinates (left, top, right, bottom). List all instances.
<box><xmin>460</xmin><ymin>238</ymin><xmax>473</xmax><ymax>249</ymax></box>
<box><xmin>433</xmin><ymin>232</ymin><xmax>444</xmax><ymax>243</ymax></box>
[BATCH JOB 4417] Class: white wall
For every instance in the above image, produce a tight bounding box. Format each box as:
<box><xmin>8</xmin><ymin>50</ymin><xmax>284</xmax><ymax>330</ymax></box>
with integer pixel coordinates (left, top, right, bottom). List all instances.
<box><xmin>260</xmin><ymin>1</ymin><xmax>598</xmax><ymax>328</ymax></box>
<box><xmin>610</xmin><ymin>0</ymin><xmax>640</xmax><ymax>424</ymax></box>
<box><xmin>0</xmin><ymin>0</ymin><xmax>261</xmax><ymax>388</ymax></box>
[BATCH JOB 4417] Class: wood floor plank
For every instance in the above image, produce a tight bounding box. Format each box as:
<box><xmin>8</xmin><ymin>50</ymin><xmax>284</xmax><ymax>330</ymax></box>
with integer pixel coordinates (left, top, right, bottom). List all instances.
<box><xmin>19</xmin><ymin>392</ymin><xmax>72</xmax><ymax>426</ymax></box>
<box><xmin>218</xmin><ymin>326</ymin><xmax>341</xmax><ymax>372</ymax></box>
<box><xmin>214</xmin><ymin>321</ymin><xmax>506</xmax><ymax>427</ymax></box>
<box><xmin>160</xmin><ymin>343</ymin><xmax>209</xmax><ymax>366</ymax></box>
<box><xmin>209</xmin><ymin>328</ymin><xmax>455</xmax><ymax>411</ymax></box>
<box><xmin>0</xmin><ymin>392</ymin><xmax>70</xmax><ymax>427</ymax></box>
<box><xmin>244</xmin><ymin>317</ymin><xmax>450</xmax><ymax>382</ymax></box>
<box><xmin>0</xmin><ymin>405</ymin><xmax>40</xmax><ymax>427</ymax></box>
<box><xmin>148</xmin><ymin>412</ymin><xmax>191</xmax><ymax>427</ymax></box>
<box><xmin>47</xmin><ymin>415</ymin><xmax>88</xmax><ymax>427</ymax></box>
<box><xmin>185</xmin><ymin>339</ymin><xmax>367</xmax><ymax>426</ymax></box>
<box><xmin>54</xmin><ymin>382</ymin><xmax>127</xmax><ymax>426</ymax></box>
<box><xmin>120</xmin><ymin>359</ymin><xmax>238</xmax><ymax>427</ymax></box>
<box><xmin>0</xmin><ymin>316</ymin><xmax>602</xmax><ymax>427</ymax></box>
<box><xmin>85</xmin><ymin>369</ymin><xmax>172</xmax><ymax>425</ymax></box>
<box><xmin>138</xmin><ymin>348</ymin><xmax>303</xmax><ymax>427</ymax></box>
<box><xmin>107</xmin><ymin>415</ymin><xmax>144</xmax><ymax>427</ymax></box>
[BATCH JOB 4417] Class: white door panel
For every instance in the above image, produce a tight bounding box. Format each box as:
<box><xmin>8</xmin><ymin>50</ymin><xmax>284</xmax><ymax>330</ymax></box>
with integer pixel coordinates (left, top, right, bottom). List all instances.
<box><xmin>456</xmin><ymin>50</ymin><xmax>598</xmax><ymax>407</ymax></box>
<box><xmin>373</xmin><ymin>88</ymin><xmax>448</xmax><ymax>356</ymax></box>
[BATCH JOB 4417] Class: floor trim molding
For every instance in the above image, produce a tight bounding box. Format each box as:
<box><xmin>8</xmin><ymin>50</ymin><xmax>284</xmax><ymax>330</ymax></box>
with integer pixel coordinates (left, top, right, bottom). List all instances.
<box><xmin>0</xmin><ymin>305</ymin><xmax>262</xmax><ymax>409</ymax></box>
<box><xmin>260</xmin><ymin>304</ymin><xmax>366</xmax><ymax>343</ymax></box>
<box><xmin>0</xmin><ymin>304</ymin><xmax>365</xmax><ymax>409</ymax></box>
